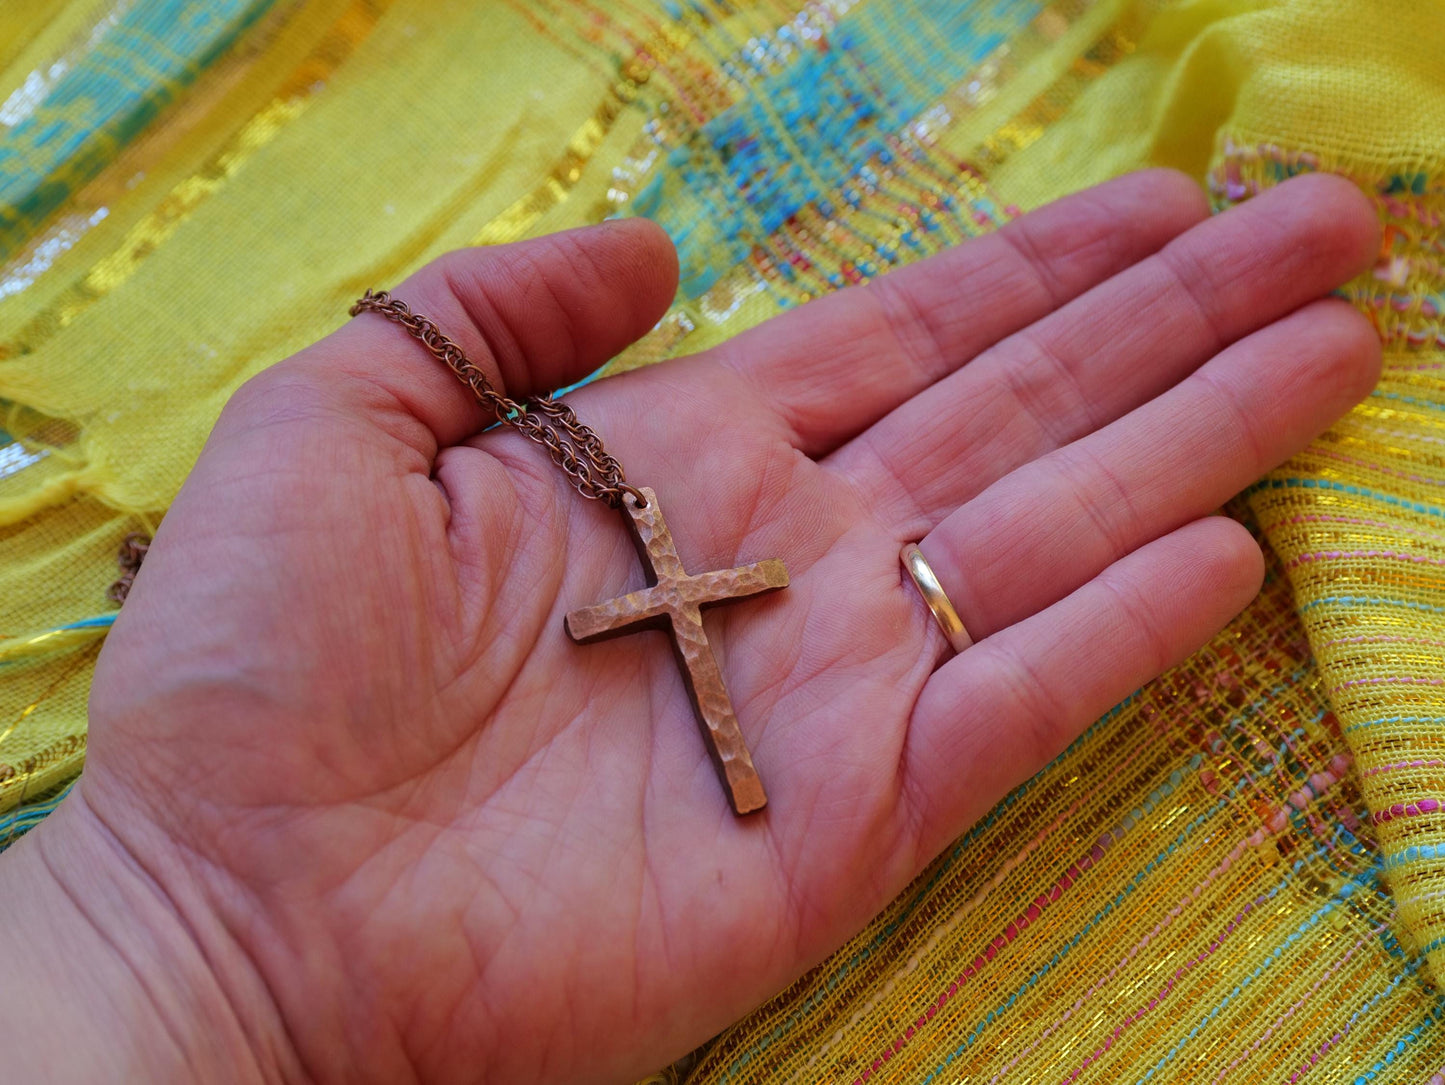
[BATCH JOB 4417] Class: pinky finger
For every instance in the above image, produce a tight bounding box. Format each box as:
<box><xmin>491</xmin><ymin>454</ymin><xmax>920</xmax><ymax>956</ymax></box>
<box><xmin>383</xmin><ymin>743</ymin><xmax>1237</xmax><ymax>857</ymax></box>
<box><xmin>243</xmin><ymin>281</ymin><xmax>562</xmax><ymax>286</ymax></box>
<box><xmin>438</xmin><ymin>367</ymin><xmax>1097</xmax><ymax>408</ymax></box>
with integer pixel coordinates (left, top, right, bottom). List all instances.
<box><xmin>900</xmin><ymin>515</ymin><xmax>1265</xmax><ymax>859</ymax></box>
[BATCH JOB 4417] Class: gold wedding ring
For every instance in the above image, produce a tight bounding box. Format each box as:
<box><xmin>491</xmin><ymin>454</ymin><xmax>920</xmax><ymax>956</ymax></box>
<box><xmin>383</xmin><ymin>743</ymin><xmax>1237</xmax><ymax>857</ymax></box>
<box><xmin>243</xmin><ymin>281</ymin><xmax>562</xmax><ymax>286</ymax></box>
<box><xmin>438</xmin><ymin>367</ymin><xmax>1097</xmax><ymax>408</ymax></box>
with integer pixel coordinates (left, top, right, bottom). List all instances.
<box><xmin>900</xmin><ymin>544</ymin><xmax>974</xmax><ymax>654</ymax></box>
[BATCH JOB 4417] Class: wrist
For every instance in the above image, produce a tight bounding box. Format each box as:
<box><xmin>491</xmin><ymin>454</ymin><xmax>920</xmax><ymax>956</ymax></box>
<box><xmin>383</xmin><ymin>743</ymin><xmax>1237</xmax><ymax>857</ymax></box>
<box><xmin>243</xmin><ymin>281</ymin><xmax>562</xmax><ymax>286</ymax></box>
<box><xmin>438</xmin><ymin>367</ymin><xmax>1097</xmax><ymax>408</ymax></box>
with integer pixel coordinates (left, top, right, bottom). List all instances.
<box><xmin>0</xmin><ymin>785</ymin><xmax>301</xmax><ymax>1083</ymax></box>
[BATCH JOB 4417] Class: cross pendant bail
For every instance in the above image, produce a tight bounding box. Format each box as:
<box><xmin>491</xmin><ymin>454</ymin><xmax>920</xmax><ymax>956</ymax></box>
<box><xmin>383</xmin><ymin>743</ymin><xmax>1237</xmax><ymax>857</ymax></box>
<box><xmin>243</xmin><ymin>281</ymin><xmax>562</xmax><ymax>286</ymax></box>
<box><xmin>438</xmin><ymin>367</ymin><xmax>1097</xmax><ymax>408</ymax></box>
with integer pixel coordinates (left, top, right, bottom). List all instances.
<box><xmin>563</xmin><ymin>488</ymin><xmax>788</xmax><ymax>815</ymax></box>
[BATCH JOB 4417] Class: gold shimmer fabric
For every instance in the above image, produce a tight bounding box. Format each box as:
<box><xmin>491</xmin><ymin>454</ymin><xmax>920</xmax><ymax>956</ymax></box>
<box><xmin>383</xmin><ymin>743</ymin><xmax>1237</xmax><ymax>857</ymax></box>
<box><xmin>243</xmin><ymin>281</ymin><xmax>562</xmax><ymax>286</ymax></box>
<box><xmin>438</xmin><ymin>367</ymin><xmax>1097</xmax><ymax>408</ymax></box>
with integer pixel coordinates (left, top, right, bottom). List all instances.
<box><xmin>3</xmin><ymin>1</ymin><xmax>1445</xmax><ymax>1080</ymax></box>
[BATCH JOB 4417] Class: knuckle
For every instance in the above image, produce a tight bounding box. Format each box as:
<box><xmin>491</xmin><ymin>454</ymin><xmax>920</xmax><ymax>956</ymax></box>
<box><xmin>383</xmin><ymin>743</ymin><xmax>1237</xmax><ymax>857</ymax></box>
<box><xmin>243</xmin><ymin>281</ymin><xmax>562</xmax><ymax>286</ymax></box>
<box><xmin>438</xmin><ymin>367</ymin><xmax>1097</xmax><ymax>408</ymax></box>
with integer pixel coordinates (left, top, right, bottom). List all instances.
<box><xmin>1057</xmin><ymin>445</ymin><xmax>1138</xmax><ymax>558</ymax></box>
<box><xmin>1094</xmin><ymin>569</ymin><xmax>1170</xmax><ymax>677</ymax></box>
<box><xmin>992</xmin><ymin>638</ymin><xmax>1073</xmax><ymax>768</ymax></box>
<box><xmin>996</xmin><ymin>217</ymin><xmax>1069</xmax><ymax>309</ymax></box>
<box><xmin>1193</xmin><ymin>368</ymin><xmax>1267</xmax><ymax>476</ymax></box>
<box><xmin>1276</xmin><ymin>174</ymin><xmax>1379</xmax><ymax>265</ymax></box>
<box><xmin>1004</xmin><ymin>328</ymin><xmax>1102</xmax><ymax>445</ymax></box>
<box><xmin>1197</xmin><ymin>520</ymin><xmax>1264</xmax><ymax>600</ymax></box>
<box><xmin>865</xmin><ymin>273</ymin><xmax>950</xmax><ymax>383</ymax></box>
<box><xmin>399</xmin><ymin>250</ymin><xmax>517</xmax><ymax>391</ymax></box>
<box><xmin>1132</xmin><ymin>167</ymin><xmax>1210</xmax><ymax>213</ymax></box>
<box><xmin>220</xmin><ymin>359</ymin><xmax>334</xmax><ymax>430</ymax></box>
<box><xmin>1310</xmin><ymin>298</ymin><xmax>1383</xmax><ymax>399</ymax></box>
<box><xmin>1156</xmin><ymin>243</ymin><xmax>1230</xmax><ymax>350</ymax></box>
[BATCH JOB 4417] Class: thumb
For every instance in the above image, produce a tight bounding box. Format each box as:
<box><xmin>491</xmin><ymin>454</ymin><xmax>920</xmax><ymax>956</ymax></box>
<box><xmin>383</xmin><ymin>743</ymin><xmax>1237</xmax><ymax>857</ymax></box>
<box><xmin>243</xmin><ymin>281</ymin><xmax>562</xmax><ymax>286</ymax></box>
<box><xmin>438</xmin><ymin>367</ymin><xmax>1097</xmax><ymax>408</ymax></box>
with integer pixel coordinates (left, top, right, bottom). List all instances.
<box><xmin>264</xmin><ymin>219</ymin><xmax>679</xmax><ymax>454</ymax></box>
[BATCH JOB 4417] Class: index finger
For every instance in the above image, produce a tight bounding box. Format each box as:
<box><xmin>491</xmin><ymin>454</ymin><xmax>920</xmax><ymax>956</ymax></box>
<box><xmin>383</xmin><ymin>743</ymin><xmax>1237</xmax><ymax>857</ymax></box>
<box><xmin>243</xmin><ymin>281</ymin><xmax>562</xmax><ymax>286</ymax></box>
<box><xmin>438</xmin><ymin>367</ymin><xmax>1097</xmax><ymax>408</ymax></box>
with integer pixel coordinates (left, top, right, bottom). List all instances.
<box><xmin>684</xmin><ymin>169</ymin><xmax>1210</xmax><ymax>456</ymax></box>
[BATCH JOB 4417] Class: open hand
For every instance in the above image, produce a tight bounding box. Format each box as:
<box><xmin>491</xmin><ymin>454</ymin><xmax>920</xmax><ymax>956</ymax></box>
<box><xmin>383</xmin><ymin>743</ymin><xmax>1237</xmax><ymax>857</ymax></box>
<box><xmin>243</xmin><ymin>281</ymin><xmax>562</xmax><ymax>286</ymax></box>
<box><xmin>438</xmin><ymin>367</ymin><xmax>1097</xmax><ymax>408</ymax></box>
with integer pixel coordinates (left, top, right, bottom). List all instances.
<box><xmin>9</xmin><ymin>170</ymin><xmax>1379</xmax><ymax>1083</ymax></box>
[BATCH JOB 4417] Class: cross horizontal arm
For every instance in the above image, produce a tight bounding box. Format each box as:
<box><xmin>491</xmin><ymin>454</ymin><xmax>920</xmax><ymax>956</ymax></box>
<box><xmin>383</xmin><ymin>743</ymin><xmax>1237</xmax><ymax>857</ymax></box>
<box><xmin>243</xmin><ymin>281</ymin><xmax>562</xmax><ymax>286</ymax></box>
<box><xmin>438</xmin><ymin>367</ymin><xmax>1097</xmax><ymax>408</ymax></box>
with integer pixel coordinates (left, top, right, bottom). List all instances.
<box><xmin>563</xmin><ymin>586</ymin><xmax>671</xmax><ymax>643</ymax></box>
<box><xmin>560</xmin><ymin>487</ymin><xmax>789</xmax><ymax>815</ymax></box>
<box><xmin>685</xmin><ymin>559</ymin><xmax>790</xmax><ymax>608</ymax></box>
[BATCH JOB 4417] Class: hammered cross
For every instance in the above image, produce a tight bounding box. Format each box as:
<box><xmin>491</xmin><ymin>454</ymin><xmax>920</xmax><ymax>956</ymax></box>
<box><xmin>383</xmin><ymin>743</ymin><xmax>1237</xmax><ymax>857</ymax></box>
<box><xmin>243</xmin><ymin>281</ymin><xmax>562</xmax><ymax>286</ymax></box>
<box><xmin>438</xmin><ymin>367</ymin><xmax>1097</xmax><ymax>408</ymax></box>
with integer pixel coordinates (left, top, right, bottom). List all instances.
<box><xmin>563</xmin><ymin>488</ymin><xmax>789</xmax><ymax>814</ymax></box>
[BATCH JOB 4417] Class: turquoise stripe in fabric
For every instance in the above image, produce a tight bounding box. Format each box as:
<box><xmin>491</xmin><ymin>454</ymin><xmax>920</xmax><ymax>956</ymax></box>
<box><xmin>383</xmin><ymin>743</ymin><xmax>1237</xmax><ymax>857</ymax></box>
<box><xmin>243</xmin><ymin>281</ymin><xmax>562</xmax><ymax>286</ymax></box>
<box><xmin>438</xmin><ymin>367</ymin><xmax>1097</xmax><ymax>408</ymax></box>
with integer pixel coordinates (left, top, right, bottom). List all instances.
<box><xmin>0</xmin><ymin>0</ymin><xmax>279</xmax><ymax>258</ymax></box>
<box><xmin>0</xmin><ymin>614</ymin><xmax>115</xmax><ymax>670</ymax></box>
<box><xmin>632</xmin><ymin>0</ymin><xmax>1040</xmax><ymax>295</ymax></box>
<box><xmin>1374</xmin><ymin>389</ymin><xmax>1445</xmax><ymax>414</ymax></box>
<box><xmin>1138</xmin><ymin>862</ymin><xmax>1384</xmax><ymax>1082</ymax></box>
<box><xmin>59</xmin><ymin>615</ymin><xmax>116</xmax><ymax>630</ymax></box>
<box><xmin>1300</xmin><ymin>596</ymin><xmax>1445</xmax><ymax>617</ymax></box>
<box><xmin>0</xmin><ymin>783</ymin><xmax>73</xmax><ymax>852</ymax></box>
<box><xmin>1346</xmin><ymin>716</ymin><xmax>1445</xmax><ymax>734</ymax></box>
<box><xmin>1351</xmin><ymin>997</ymin><xmax>1445</xmax><ymax>1084</ymax></box>
<box><xmin>1385</xmin><ymin>844</ymin><xmax>1445</xmax><ymax>870</ymax></box>
<box><xmin>1254</xmin><ymin>477</ymin><xmax>1445</xmax><ymax>520</ymax></box>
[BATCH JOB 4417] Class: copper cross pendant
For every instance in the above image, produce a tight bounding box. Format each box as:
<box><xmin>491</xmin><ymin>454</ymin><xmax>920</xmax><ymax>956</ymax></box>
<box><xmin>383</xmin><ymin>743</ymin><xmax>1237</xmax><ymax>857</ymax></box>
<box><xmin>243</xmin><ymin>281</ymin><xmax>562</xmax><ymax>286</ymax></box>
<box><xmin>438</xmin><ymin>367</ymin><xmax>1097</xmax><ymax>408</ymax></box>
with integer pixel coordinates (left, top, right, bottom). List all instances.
<box><xmin>564</xmin><ymin>487</ymin><xmax>788</xmax><ymax>815</ymax></box>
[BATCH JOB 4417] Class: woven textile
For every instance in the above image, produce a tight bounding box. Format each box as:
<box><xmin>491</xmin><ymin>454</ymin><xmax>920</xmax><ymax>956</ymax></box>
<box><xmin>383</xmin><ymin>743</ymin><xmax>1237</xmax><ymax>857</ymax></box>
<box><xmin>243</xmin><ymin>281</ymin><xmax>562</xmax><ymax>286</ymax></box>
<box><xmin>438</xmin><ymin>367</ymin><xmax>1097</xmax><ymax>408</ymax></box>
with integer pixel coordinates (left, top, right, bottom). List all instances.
<box><xmin>2</xmin><ymin>1</ymin><xmax>1445</xmax><ymax>1081</ymax></box>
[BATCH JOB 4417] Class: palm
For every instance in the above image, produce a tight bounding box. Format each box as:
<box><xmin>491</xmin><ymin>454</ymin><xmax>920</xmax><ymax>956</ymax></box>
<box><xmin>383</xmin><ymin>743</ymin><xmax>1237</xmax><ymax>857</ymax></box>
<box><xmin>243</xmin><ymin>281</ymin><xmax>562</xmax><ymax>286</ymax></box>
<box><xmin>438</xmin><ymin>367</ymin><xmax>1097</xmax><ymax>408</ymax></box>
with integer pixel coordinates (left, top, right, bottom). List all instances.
<box><xmin>77</xmin><ymin>171</ymin><xmax>1379</xmax><ymax>1084</ymax></box>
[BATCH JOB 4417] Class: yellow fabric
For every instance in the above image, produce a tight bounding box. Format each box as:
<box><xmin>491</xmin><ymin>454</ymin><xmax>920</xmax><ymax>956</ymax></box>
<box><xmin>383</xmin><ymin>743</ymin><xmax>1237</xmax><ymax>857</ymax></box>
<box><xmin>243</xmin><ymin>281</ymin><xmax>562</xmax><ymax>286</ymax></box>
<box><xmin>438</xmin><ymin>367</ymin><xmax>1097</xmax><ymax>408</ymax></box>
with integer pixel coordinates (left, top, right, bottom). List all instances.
<box><xmin>4</xmin><ymin>0</ymin><xmax>1445</xmax><ymax>1080</ymax></box>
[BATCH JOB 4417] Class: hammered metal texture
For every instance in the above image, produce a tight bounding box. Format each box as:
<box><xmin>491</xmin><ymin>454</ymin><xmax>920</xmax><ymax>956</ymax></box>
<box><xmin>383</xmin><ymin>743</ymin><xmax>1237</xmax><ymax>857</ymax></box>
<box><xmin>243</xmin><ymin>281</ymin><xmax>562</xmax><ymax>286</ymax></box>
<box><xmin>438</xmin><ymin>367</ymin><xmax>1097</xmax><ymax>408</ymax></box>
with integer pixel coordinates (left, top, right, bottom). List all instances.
<box><xmin>564</xmin><ymin>488</ymin><xmax>788</xmax><ymax>814</ymax></box>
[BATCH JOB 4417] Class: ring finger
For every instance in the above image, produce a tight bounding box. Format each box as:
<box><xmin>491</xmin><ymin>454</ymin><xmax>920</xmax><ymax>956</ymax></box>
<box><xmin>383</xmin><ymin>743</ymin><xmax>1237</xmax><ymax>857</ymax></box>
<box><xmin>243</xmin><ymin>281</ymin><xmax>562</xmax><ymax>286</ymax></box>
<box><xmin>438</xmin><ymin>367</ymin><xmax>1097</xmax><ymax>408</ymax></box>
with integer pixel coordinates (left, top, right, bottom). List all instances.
<box><xmin>906</xmin><ymin>295</ymin><xmax>1379</xmax><ymax>655</ymax></box>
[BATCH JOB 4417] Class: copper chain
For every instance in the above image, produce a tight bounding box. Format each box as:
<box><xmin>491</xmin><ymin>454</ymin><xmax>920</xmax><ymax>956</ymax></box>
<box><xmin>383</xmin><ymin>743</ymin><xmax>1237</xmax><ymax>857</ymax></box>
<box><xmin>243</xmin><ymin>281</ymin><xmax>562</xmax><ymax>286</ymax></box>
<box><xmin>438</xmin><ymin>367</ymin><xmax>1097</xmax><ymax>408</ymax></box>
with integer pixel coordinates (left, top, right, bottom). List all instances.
<box><xmin>349</xmin><ymin>289</ymin><xmax>646</xmax><ymax>509</ymax></box>
<box><xmin>107</xmin><ymin>532</ymin><xmax>150</xmax><ymax>605</ymax></box>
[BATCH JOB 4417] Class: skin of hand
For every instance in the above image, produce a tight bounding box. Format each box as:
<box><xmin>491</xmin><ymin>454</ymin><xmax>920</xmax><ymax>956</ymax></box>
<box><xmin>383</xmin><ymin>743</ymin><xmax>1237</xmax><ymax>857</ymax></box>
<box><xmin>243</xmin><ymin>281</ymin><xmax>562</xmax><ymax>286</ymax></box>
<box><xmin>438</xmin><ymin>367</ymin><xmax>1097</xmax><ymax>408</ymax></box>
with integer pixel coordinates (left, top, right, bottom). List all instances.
<box><xmin>0</xmin><ymin>170</ymin><xmax>1381</xmax><ymax>1083</ymax></box>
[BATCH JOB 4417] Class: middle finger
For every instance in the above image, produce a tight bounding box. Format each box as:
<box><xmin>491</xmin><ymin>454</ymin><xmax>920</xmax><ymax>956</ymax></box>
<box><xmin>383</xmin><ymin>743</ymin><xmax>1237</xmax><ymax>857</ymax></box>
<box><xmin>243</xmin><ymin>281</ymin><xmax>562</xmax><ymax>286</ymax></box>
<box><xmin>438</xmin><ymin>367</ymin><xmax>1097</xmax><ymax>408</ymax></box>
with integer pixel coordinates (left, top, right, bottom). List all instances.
<box><xmin>908</xmin><ymin>295</ymin><xmax>1380</xmax><ymax>647</ymax></box>
<box><xmin>830</xmin><ymin>173</ymin><xmax>1379</xmax><ymax>531</ymax></box>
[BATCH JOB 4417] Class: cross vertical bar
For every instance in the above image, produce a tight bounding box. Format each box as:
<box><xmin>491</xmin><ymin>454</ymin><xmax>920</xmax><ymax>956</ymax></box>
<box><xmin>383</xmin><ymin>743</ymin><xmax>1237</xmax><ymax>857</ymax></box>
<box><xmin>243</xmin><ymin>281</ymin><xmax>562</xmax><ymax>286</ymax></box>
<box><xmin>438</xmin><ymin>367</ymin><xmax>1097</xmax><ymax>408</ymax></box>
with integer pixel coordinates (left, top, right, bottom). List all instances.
<box><xmin>666</xmin><ymin>603</ymin><xmax>767</xmax><ymax>814</ymax></box>
<box><xmin>562</xmin><ymin>488</ymin><xmax>787</xmax><ymax>815</ymax></box>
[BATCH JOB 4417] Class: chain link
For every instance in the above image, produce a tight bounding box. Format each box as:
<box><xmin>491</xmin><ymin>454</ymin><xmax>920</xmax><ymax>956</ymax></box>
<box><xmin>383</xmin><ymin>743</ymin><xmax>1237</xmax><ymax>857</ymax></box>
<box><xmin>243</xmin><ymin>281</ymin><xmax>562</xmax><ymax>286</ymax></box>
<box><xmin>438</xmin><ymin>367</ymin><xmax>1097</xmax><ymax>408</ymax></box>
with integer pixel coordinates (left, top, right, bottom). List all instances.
<box><xmin>107</xmin><ymin>532</ymin><xmax>150</xmax><ymax>605</ymax></box>
<box><xmin>349</xmin><ymin>290</ymin><xmax>645</xmax><ymax>509</ymax></box>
